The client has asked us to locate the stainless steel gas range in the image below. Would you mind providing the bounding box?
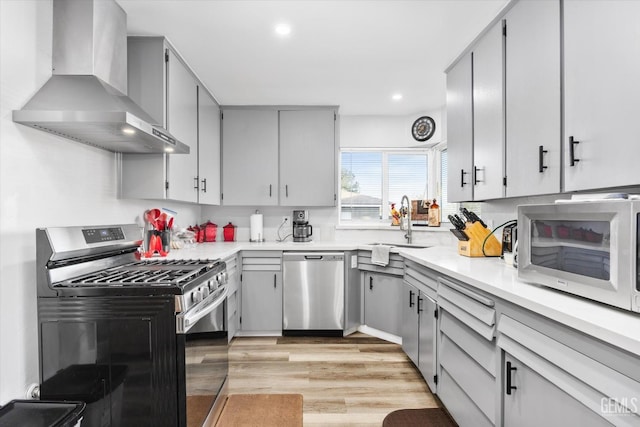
[35,224,228,427]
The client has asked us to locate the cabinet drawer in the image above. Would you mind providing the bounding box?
[440,332,496,424]
[438,368,494,427]
[242,252,282,271]
[438,279,496,340]
[498,314,640,420]
[440,310,496,376]
[405,263,438,292]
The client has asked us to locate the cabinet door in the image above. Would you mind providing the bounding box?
[198,88,221,205]
[241,271,282,332]
[279,110,336,206]
[364,273,402,336]
[503,353,612,427]
[166,48,198,203]
[418,293,437,393]
[401,281,419,365]
[563,1,640,192]
[505,0,561,197]
[473,21,504,201]
[221,109,279,205]
[446,53,474,202]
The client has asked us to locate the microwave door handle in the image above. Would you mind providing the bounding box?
[176,287,228,334]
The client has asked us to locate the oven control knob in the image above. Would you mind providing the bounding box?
[191,290,202,304]
[202,286,210,298]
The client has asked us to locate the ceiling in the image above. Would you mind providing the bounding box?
[117,0,508,116]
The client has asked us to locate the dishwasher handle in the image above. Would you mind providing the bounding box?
[283,252,344,262]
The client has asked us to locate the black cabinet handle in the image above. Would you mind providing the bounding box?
[506,361,517,395]
[474,166,483,184]
[274,274,277,288]
[193,177,199,190]
[417,296,423,313]
[460,169,468,187]
[201,178,207,193]
[286,184,289,197]
[569,136,580,166]
[539,145,548,173]
[269,184,272,197]
[369,276,373,290]
[409,290,415,307]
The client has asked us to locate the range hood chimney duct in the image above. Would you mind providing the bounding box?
[12,0,189,154]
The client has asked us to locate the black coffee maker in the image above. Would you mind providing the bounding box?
[292,210,312,242]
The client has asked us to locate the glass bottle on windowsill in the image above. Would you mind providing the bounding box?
[428,199,441,227]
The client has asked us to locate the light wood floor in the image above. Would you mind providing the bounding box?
[226,332,438,426]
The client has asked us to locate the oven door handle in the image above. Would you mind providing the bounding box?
[176,286,228,334]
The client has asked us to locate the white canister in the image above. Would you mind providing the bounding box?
[250,210,264,242]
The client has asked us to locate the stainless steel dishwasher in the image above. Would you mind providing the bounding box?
[282,252,344,335]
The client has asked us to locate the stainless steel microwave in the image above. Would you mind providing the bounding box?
[518,200,640,313]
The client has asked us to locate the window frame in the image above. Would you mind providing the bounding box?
[339,147,437,225]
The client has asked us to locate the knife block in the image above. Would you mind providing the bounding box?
[457,222,502,257]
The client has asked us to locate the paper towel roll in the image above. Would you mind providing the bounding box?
[250,211,264,242]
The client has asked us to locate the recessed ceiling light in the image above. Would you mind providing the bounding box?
[392,93,403,101]
[275,24,291,36]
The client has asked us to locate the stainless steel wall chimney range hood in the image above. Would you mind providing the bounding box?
[13,0,189,154]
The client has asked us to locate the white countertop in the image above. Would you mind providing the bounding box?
[164,241,640,356]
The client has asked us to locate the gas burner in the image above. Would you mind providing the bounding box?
[56,259,222,288]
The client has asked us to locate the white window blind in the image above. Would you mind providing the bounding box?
[340,151,428,223]
[340,152,383,221]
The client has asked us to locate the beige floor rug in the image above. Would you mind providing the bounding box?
[215,394,303,427]
[383,408,457,427]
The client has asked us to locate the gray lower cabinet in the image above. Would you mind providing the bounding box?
[503,353,612,427]
[240,271,282,333]
[498,313,640,427]
[418,292,437,392]
[437,278,497,427]
[364,272,402,336]
[404,260,439,393]
[224,254,240,342]
[401,281,420,364]
[240,251,283,333]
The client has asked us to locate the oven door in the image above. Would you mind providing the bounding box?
[176,289,228,427]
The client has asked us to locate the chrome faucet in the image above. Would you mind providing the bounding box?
[400,195,412,244]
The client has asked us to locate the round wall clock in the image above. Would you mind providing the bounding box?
[411,116,436,142]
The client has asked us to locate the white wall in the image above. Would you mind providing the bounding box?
[0,1,201,404]
[340,109,444,148]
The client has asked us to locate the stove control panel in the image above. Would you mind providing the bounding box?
[82,227,125,244]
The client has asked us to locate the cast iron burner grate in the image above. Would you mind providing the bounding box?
[56,259,220,287]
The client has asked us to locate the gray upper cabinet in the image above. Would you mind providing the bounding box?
[221,107,337,207]
[166,48,199,203]
[279,109,336,206]
[446,53,474,203]
[121,37,215,204]
[563,0,640,192]
[504,0,561,197]
[221,109,279,206]
[198,89,221,205]
[472,21,504,201]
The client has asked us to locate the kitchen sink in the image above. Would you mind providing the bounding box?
[367,242,430,249]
